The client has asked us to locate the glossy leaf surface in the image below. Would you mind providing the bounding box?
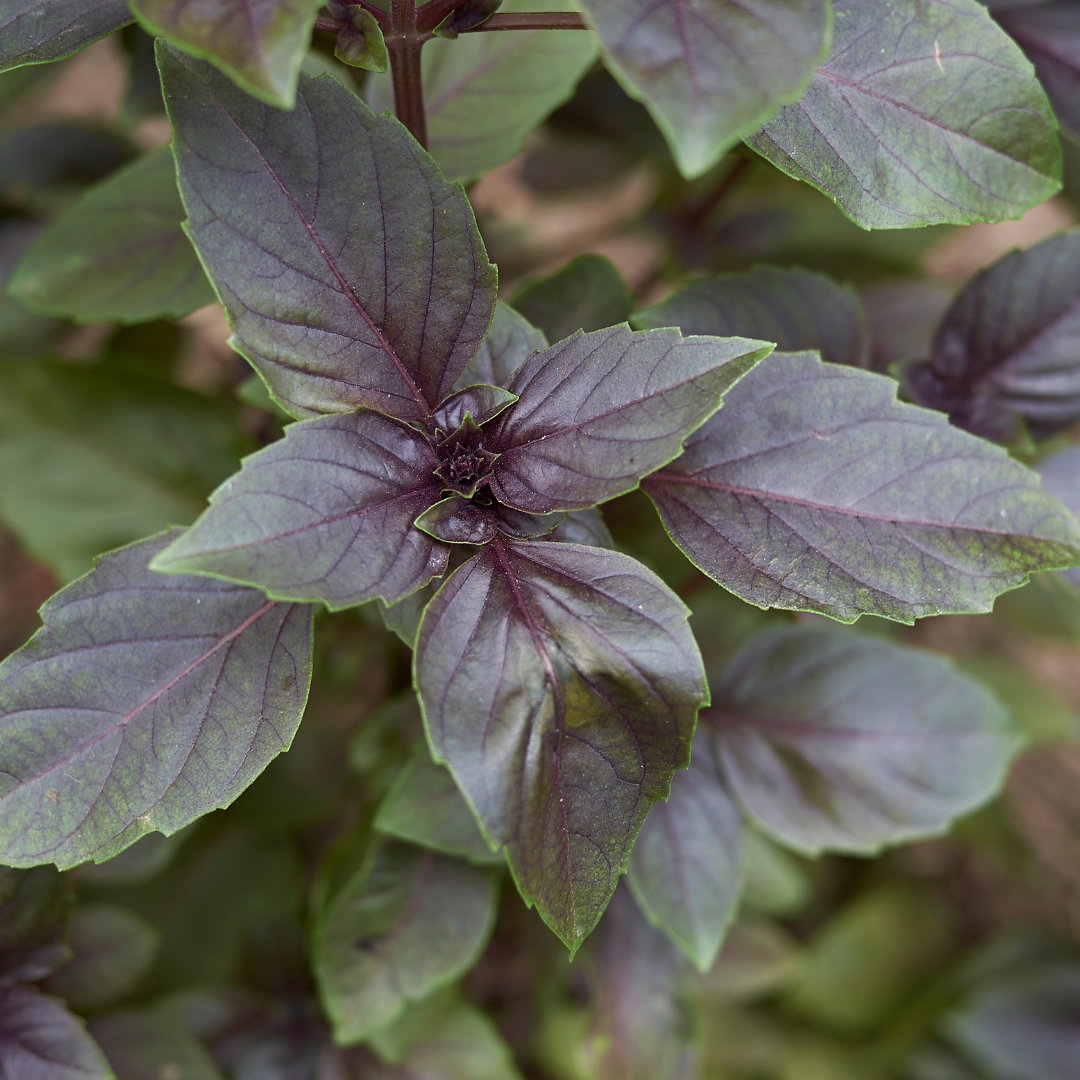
[91,1010,224,1080]
[0,531,313,869]
[488,325,772,514]
[627,732,744,972]
[906,230,1080,443]
[455,302,546,391]
[133,0,319,108]
[511,255,632,347]
[0,866,72,985]
[161,46,497,421]
[0,0,132,71]
[634,266,870,369]
[577,0,830,177]
[747,0,1062,228]
[10,145,214,324]
[152,411,447,610]
[643,351,1080,622]
[315,841,498,1044]
[0,986,112,1079]
[708,625,1020,854]
[415,540,706,950]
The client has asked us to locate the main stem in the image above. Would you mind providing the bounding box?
[388,0,428,148]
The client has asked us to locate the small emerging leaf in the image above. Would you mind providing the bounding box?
[0,0,132,72]
[335,7,387,72]
[0,986,112,1079]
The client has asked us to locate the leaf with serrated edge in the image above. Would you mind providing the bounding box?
[0,530,312,869]
[10,145,214,324]
[708,625,1021,855]
[0,0,132,72]
[160,44,497,422]
[577,0,830,177]
[133,0,318,108]
[487,325,772,514]
[455,301,546,392]
[153,411,447,609]
[627,732,744,972]
[0,986,112,1079]
[634,266,870,369]
[905,230,1080,443]
[314,840,498,1044]
[643,351,1080,623]
[747,0,1062,229]
[415,540,706,951]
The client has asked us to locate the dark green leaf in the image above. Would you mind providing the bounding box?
[44,907,158,1012]
[11,146,214,324]
[0,531,313,869]
[0,221,62,354]
[374,741,502,866]
[314,841,498,1044]
[634,266,870,369]
[643,351,1080,623]
[120,25,164,124]
[511,255,633,346]
[747,0,1062,228]
[905,230,1080,443]
[0,986,112,1079]
[152,411,447,609]
[707,625,1020,854]
[455,302,546,392]
[415,540,706,950]
[0,0,132,72]
[335,7,387,72]
[91,1010,223,1080]
[0,358,247,582]
[133,0,319,108]
[161,45,497,422]
[577,0,830,177]
[0,866,72,984]
[488,325,771,514]
[626,732,744,972]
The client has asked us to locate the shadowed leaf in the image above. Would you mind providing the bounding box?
[455,302,546,391]
[91,1010,223,1080]
[0,866,72,984]
[0,987,112,1079]
[0,0,132,72]
[1039,445,1080,592]
[0,530,313,869]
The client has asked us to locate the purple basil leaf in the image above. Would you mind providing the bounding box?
[415,496,565,545]
[643,351,1080,623]
[378,588,434,647]
[708,624,1021,855]
[455,301,547,391]
[0,530,313,870]
[634,266,871,369]
[0,0,132,72]
[160,44,498,422]
[626,731,744,972]
[0,986,112,1079]
[997,2,1080,142]
[487,325,772,514]
[1038,445,1080,591]
[414,539,706,951]
[746,0,1062,229]
[152,412,447,610]
[431,384,517,433]
[905,230,1080,443]
[548,507,614,548]
[0,867,73,985]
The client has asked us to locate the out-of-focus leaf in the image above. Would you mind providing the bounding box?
[0,358,247,581]
[120,25,164,123]
[1039,444,1080,593]
[861,280,953,373]
[947,964,1080,1080]
[375,741,501,866]
[0,221,61,354]
[152,411,447,610]
[510,255,632,346]
[698,918,801,1001]
[747,0,1062,229]
[0,0,132,71]
[577,0,831,177]
[706,625,1020,854]
[133,0,319,108]
[0,866,72,984]
[415,540,706,951]
[75,832,188,886]
[739,829,812,916]
[0,986,112,1078]
[634,266,870,369]
[906,231,1080,443]
[0,531,313,869]
[488,325,771,514]
[44,907,157,1012]
[10,146,214,324]
[91,1010,224,1080]
[455,302,547,391]
[643,351,1080,623]
[161,46,497,422]
[368,0,595,180]
[627,732,744,972]
[314,840,498,1044]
